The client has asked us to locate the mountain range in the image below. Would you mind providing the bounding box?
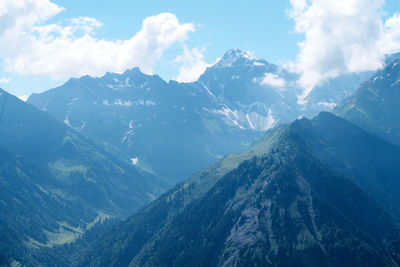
[27,49,370,183]
[76,51,400,266]
[1,48,400,266]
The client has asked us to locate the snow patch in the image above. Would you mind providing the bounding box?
[246,114,255,130]
[253,62,265,66]
[63,116,71,127]
[145,100,156,106]
[130,158,138,165]
[140,81,148,88]
[205,105,244,130]
[200,81,213,96]
[132,99,156,106]
[106,78,129,90]
[215,49,258,67]
[318,102,337,109]
[114,99,133,107]
[266,108,275,130]
[297,87,313,105]
[68,97,79,106]
[245,108,275,131]
[391,79,400,87]
[125,77,131,87]
[63,115,86,131]
[204,104,275,131]
[122,129,134,143]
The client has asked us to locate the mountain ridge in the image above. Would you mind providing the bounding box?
[0,89,168,265]
[335,54,400,145]
[80,112,400,267]
[27,49,371,183]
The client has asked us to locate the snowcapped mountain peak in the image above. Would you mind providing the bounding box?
[213,48,264,68]
[225,48,255,59]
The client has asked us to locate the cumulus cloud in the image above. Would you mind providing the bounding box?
[380,13,400,53]
[261,73,286,88]
[0,0,195,79]
[0,0,64,56]
[0,78,11,84]
[288,0,400,103]
[174,46,210,82]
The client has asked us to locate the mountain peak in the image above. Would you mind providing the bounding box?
[385,51,400,64]
[122,67,143,76]
[224,48,256,59]
[213,48,264,68]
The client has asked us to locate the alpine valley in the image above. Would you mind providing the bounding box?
[0,90,168,265]
[2,49,400,267]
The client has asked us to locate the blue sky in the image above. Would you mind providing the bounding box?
[51,0,300,58]
[0,0,400,99]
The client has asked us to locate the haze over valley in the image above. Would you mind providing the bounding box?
[1,0,400,266]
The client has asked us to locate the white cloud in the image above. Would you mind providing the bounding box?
[0,77,11,84]
[0,0,64,56]
[18,94,28,101]
[260,73,286,88]
[0,0,195,79]
[288,0,400,103]
[174,46,210,83]
[380,13,400,53]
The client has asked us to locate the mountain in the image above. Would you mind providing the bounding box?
[297,112,400,220]
[27,49,370,183]
[0,89,168,265]
[80,112,400,266]
[302,71,373,117]
[27,66,255,182]
[335,55,400,145]
[197,49,301,129]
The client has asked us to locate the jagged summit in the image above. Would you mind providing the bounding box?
[101,67,145,79]
[122,66,143,76]
[213,48,268,68]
